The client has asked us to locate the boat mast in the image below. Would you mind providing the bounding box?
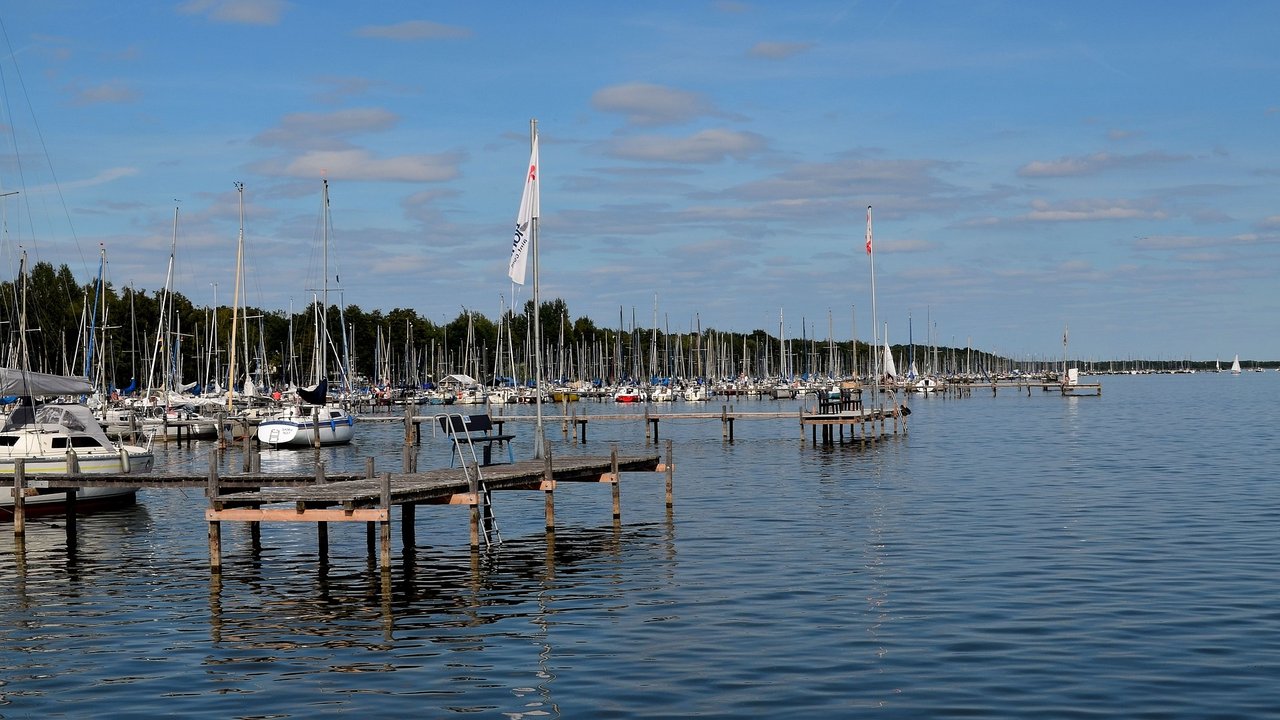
[226,182,244,413]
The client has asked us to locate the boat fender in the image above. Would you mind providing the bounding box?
[119,447,131,473]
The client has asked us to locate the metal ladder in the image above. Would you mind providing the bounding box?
[438,413,502,548]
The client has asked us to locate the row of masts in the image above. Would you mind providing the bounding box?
[56,281,1080,398]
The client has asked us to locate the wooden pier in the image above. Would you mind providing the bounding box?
[488,402,903,445]
[6,441,674,574]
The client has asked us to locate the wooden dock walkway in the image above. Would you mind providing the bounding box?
[7,443,673,573]
[358,401,908,445]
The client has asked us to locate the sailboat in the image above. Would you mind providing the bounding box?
[1,254,155,517]
[882,339,898,383]
[1230,355,1242,375]
[256,179,357,448]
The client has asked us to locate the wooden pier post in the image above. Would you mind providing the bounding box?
[207,450,222,571]
[610,445,621,520]
[543,448,556,532]
[64,451,79,543]
[403,403,414,445]
[242,429,252,472]
[379,473,392,571]
[468,497,481,550]
[665,439,674,509]
[12,459,25,536]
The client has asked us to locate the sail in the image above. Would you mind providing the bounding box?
[1230,355,1241,374]
[883,342,898,378]
[297,378,327,405]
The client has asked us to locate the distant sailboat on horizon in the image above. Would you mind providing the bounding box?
[1230,354,1242,375]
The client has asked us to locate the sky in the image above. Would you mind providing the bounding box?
[0,1,1277,363]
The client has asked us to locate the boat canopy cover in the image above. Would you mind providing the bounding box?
[0,367,94,398]
[1,401,117,447]
[439,374,478,387]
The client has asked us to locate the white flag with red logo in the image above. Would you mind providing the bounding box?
[865,205,873,255]
[508,135,540,284]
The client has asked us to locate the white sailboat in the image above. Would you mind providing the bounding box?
[1230,355,1242,375]
[0,371,156,516]
[1,254,155,516]
[882,338,898,381]
[256,180,357,448]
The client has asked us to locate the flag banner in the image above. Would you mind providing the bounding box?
[865,205,873,255]
[508,135,540,284]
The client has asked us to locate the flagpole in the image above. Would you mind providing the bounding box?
[866,205,880,405]
[530,119,546,459]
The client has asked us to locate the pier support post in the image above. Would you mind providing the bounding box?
[543,449,556,532]
[402,504,416,549]
[242,430,252,472]
[610,446,621,520]
[12,459,25,536]
[207,451,222,571]
[64,451,79,543]
[469,500,480,550]
[403,403,414,446]
[665,439,674,509]
[379,473,392,570]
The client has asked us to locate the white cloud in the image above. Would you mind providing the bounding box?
[253,108,401,149]
[354,20,471,41]
[1018,151,1185,178]
[1023,198,1166,222]
[748,41,814,59]
[69,81,138,105]
[255,149,463,183]
[25,167,138,194]
[592,83,713,126]
[178,0,287,25]
[603,129,766,163]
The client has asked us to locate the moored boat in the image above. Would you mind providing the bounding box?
[0,369,155,518]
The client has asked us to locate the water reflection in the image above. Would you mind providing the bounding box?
[201,522,669,650]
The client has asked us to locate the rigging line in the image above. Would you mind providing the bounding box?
[0,16,90,280]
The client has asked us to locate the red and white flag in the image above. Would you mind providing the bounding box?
[508,134,540,284]
[865,205,873,255]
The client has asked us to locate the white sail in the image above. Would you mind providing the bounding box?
[883,341,898,379]
[1230,355,1241,374]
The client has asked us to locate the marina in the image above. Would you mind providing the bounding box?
[2,373,1276,718]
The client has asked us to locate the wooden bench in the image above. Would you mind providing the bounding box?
[438,414,516,466]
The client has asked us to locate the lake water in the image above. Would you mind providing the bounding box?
[2,373,1278,718]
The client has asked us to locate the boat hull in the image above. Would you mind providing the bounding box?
[0,450,154,519]
[256,413,356,447]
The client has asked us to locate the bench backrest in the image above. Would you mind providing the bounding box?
[438,413,496,436]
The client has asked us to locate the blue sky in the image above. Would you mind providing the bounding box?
[1,1,1277,363]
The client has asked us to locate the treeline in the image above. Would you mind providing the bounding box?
[6,260,1030,391]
